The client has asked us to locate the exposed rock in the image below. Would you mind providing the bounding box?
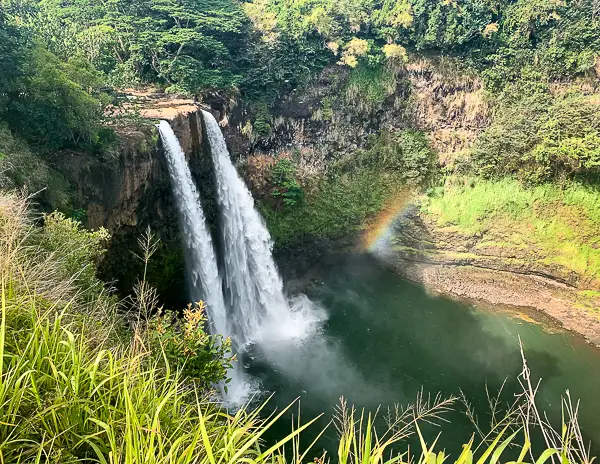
[204,59,489,182]
[380,205,600,346]
[108,89,199,121]
[49,108,210,308]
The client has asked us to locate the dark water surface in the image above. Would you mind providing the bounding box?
[243,254,600,457]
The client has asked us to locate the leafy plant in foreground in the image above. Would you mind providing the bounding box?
[148,301,234,389]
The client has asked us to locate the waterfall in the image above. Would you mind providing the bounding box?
[157,121,249,403]
[158,121,227,334]
[202,110,319,347]
[158,116,321,404]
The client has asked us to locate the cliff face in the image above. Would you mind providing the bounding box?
[51,104,208,307]
[375,205,600,346]
[208,59,489,178]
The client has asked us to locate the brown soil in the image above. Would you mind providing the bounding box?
[108,89,199,121]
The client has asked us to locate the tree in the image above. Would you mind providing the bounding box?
[0,10,27,114]
[19,0,252,93]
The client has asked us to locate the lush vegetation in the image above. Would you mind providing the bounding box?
[254,130,435,249]
[424,179,600,287]
[0,191,593,464]
[243,0,600,89]
[0,193,236,461]
[0,0,599,200]
[2,0,598,111]
[466,84,600,184]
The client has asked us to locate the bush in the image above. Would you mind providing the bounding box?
[35,211,110,299]
[270,158,304,208]
[337,130,437,186]
[346,62,397,111]
[0,124,73,210]
[147,301,234,389]
[470,88,600,184]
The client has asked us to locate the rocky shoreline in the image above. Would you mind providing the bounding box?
[376,205,600,347]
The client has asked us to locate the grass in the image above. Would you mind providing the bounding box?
[423,178,600,285]
[0,292,318,463]
[0,192,311,463]
[0,191,595,463]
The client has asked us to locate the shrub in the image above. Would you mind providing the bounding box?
[470,87,600,184]
[147,301,234,389]
[0,124,73,210]
[270,158,304,208]
[35,211,110,299]
[338,130,437,186]
[251,102,273,136]
[3,44,111,150]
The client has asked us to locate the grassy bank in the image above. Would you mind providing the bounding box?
[423,179,600,286]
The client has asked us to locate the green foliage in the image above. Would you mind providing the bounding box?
[0,124,72,209]
[339,130,437,185]
[0,192,247,462]
[7,47,111,149]
[13,0,251,94]
[251,102,273,135]
[246,0,600,96]
[321,96,333,120]
[240,31,331,104]
[0,12,113,150]
[0,287,273,463]
[346,63,397,109]
[470,88,600,184]
[147,302,234,389]
[36,211,110,297]
[0,10,26,114]
[261,131,435,249]
[262,167,395,249]
[270,158,304,208]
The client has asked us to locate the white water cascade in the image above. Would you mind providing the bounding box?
[157,121,250,402]
[202,110,320,347]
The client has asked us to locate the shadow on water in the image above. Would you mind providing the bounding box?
[242,253,600,458]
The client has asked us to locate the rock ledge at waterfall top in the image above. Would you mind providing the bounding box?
[108,89,199,121]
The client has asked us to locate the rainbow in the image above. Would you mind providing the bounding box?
[362,191,412,251]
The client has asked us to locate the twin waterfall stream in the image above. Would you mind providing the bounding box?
[158,112,319,404]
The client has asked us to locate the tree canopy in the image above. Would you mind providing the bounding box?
[2,0,599,103]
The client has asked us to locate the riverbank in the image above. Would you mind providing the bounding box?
[372,181,600,346]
